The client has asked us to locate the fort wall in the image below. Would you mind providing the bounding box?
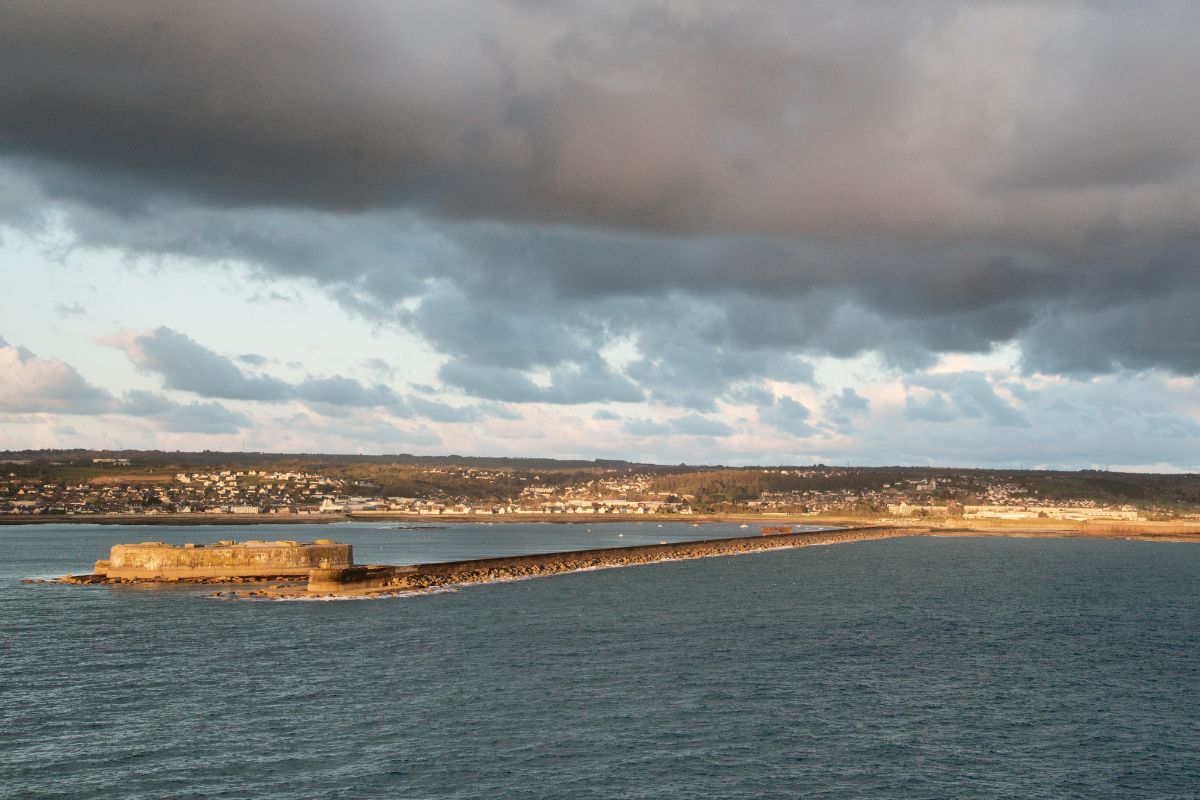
[96,539,352,579]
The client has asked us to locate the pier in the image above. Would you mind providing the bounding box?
[56,526,919,597]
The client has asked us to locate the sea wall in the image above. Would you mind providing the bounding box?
[306,527,915,594]
[98,540,352,579]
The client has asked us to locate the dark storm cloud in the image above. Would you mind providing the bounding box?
[0,1,937,227]
[3,2,1197,234]
[1019,288,1200,377]
[5,1,1200,389]
[44,175,1200,391]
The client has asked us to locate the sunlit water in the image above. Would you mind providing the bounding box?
[2,523,1198,798]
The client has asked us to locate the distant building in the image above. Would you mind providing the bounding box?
[962,505,1140,521]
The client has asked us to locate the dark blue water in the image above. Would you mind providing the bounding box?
[3,524,1198,799]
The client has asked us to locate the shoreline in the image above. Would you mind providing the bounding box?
[0,512,856,527]
[8,511,1200,540]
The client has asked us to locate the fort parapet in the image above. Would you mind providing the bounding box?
[93,539,352,580]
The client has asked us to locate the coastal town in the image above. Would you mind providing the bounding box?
[0,464,697,517]
[2,452,1197,521]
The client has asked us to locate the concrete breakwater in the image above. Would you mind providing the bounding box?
[305,526,917,596]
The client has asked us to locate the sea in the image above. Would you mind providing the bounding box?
[2,521,1198,799]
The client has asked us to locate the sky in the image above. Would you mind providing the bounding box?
[2,1,1200,470]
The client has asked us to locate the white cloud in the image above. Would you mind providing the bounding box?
[0,335,114,413]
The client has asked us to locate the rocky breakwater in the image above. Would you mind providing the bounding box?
[60,539,352,583]
[305,526,919,596]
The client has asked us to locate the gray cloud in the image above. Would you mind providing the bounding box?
[623,418,672,437]
[0,2,933,229]
[122,326,292,401]
[3,1,1200,404]
[406,396,518,424]
[9,2,1196,236]
[0,334,248,433]
[42,184,1200,398]
[109,326,530,429]
[904,391,958,424]
[758,395,817,438]
[622,413,736,438]
[438,361,642,405]
[295,376,400,409]
[1020,288,1200,377]
[824,388,870,430]
[840,370,1200,470]
[5,3,1198,238]
[114,326,403,408]
[901,373,1028,429]
[119,390,249,434]
[54,302,87,318]
[273,411,443,448]
[669,414,735,438]
[908,372,1028,427]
